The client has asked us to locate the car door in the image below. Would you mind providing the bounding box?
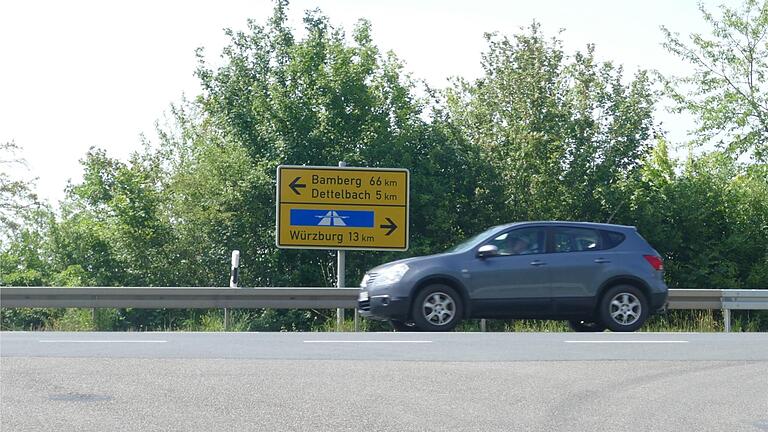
[463,227,552,318]
[545,226,610,315]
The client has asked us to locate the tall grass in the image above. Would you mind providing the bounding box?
[643,310,721,332]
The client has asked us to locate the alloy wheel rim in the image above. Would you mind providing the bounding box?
[422,292,455,326]
[609,292,642,326]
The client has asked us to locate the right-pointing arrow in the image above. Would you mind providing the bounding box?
[380,218,398,236]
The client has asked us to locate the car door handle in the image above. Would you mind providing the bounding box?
[594,258,611,264]
[530,260,547,266]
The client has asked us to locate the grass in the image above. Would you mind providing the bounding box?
[334,309,766,332]
[2,308,766,332]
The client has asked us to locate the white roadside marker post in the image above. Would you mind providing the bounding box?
[226,250,240,331]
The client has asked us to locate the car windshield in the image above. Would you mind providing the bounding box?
[446,226,502,253]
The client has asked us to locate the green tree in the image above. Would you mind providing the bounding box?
[0,142,38,233]
[32,1,491,330]
[59,148,175,286]
[629,144,768,289]
[661,0,768,160]
[446,24,657,224]
[0,141,51,288]
[188,1,493,290]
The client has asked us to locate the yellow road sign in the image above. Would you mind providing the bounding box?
[276,165,409,250]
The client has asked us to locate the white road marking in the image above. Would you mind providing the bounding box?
[303,340,432,344]
[39,340,167,343]
[565,340,688,344]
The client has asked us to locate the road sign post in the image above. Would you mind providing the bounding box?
[336,162,346,332]
[276,165,409,251]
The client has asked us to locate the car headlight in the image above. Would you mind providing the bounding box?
[374,263,409,286]
[360,273,370,288]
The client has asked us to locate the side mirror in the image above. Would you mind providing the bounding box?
[477,244,499,258]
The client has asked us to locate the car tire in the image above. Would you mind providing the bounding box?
[410,284,463,332]
[599,285,649,332]
[568,320,607,332]
[390,320,418,332]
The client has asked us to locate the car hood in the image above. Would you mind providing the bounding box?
[367,252,454,273]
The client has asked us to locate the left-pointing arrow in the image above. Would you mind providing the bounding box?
[289,177,306,195]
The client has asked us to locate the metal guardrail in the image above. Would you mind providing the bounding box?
[665,289,768,331]
[666,289,723,309]
[718,289,768,331]
[0,287,359,309]
[1,287,766,331]
[721,290,768,310]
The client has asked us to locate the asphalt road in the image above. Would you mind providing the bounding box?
[2,331,767,431]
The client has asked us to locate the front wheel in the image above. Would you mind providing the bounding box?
[410,284,463,332]
[568,320,606,332]
[598,285,649,332]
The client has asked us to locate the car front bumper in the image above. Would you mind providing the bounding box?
[358,291,410,321]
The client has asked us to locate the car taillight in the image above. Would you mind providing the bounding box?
[643,255,663,271]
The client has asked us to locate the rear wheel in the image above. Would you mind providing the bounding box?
[411,284,463,332]
[568,320,606,332]
[599,285,649,332]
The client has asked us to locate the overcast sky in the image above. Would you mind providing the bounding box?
[0,0,739,205]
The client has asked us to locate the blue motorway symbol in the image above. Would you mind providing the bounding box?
[290,209,374,228]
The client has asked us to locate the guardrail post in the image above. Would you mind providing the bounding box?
[723,308,731,332]
[480,319,487,332]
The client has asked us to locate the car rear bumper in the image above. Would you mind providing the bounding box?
[650,291,668,313]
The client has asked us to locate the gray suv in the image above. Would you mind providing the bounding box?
[358,222,668,332]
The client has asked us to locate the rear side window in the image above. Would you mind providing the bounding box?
[552,227,601,253]
[601,230,626,249]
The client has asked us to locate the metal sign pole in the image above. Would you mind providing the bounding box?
[336,162,346,332]
[337,248,345,331]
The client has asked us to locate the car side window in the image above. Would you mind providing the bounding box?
[601,230,626,249]
[552,227,601,253]
[488,228,545,256]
